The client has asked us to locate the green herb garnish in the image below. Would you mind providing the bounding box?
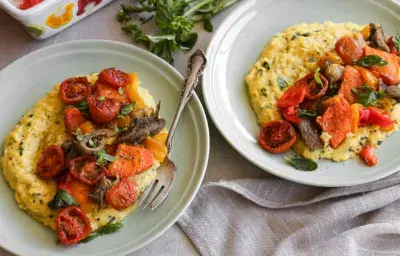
[114,127,129,133]
[351,84,386,106]
[118,87,124,95]
[291,32,310,40]
[262,61,270,70]
[356,55,388,67]
[297,109,317,117]
[285,157,318,171]
[203,14,213,32]
[67,100,89,111]
[261,88,267,96]
[74,128,85,141]
[118,102,136,118]
[98,96,106,102]
[393,29,400,51]
[277,76,288,89]
[314,68,323,88]
[81,222,124,243]
[95,149,117,166]
[47,189,78,210]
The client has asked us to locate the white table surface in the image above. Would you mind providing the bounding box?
[0,1,271,255]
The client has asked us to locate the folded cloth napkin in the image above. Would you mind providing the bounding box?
[177,172,400,256]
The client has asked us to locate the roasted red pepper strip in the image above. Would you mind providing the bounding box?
[358,108,394,127]
[359,145,378,166]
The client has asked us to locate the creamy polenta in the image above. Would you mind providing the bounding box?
[1,73,165,233]
[246,22,400,162]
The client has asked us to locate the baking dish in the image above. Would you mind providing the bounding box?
[0,0,113,39]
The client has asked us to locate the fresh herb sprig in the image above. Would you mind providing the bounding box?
[356,55,388,67]
[118,102,136,118]
[393,29,400,51]
[48,189,78,210]
[95,149,117,166]
[81,222,124,243]
[285,157,318,171]
[314,68,323,88]
[351,84,386,106]
[117,0,239,64]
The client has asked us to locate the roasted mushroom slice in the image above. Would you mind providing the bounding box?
[369,23,390,52]
[386,85,400,99]
[298,117,323,151]
[89,176,113,207]
[324,63,345,84]
[115,102,166,145]
[78,129,116,154]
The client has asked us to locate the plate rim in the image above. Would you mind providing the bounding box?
[202,0,400,187]
[0,40,210,256]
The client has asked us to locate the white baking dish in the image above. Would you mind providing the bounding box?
[0,0,113,39]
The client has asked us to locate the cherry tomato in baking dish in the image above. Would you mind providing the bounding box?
[60,77,91,105]
[359,145,378,167]
[87,95,121,124]
[258,120,297,153]
[98,68,130,88]
[37,145,65,180]
[56,206,91,244]
[105,179,139,210]
[70,156,105,185]
[64,107,87,134]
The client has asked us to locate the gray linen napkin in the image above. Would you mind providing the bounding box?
[177,172,400,255]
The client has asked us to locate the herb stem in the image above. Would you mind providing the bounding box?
[183,0,214,17]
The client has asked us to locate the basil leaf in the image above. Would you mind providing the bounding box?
[203,14,213,32]
[297,109,317,117]
[81,222,123,243]
[67,100,89,111]
[352,84,386,106]
[277,76,288,89]
[314,68,323,88]
[95,149,117,166]
[80,233,100,243]
[356,55,388,67]
[393,29,400,51]
[47,189,78,210]
[285,157,318,171]
[120,102,136,116]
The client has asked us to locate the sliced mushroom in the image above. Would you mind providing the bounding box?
[89,176,113,207]
[78,129,116,154]
[386,85,400,99]
[298,117,323,151]
[324,64,345,84]
[61,139,80,164]
[115,102,166,145]
[369,23,390,52]
[378,78,389,92]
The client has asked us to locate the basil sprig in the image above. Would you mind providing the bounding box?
[314,68,323,88]
[356,55,388,67]
[393,29,400,51]
[81,222,124,243]
[48,189,78,210]
[285,157,318,171]
[351,84,386,106]
[118,102,136,118]
[95,149,117,166]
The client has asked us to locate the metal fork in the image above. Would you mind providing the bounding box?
[137,49,207,210]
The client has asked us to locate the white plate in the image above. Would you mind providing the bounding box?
[0,40,209,256]
[203,0,400,187]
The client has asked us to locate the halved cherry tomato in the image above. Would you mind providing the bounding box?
[19,0,42,9]
[98,68,130,88]
[359,145,378,166]
[105,179,139,210]
[60,77,91,105]
[388,37,400,57]
[364,46,399,85]
[304,73,329,100]
[106,144,154,178]
[87,95,121,124]
[96,83,131,105]
[258,120,297,153]
[359,107,394,127]
[70,156,105,185]
[281,106,302,124]
[37,145,65,180]
[316,95,352,148]
[338,65,364,104]
[278,85,307,108]
[64,108,87,134]
[335,36,363,65]
[56,206,91,245]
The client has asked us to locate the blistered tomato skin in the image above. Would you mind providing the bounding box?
[258,120,297,153]
[106,179,139,210]
[98,68,130,88]
[37,145,65,179]
[87,95,121,124]
[60,77,91,104]
[56,206,91,245]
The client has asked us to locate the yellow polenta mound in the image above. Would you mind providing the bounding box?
[1,74,161,231]
[245,21,400,161]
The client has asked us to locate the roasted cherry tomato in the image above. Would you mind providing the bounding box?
[70,156,105,185]
[305,73,329,100]
[64,107,87,134]
[359,145,378,166]
[281,106,302,124]
[98,68,130,88]
[335,36,363,65]
[105,179,139,210]
[87,95,121,124]
[278,85,307,108]
[96,83,131,105]
[258,120,297,153]
[56,206,91,245]
[359,108,394,127]
[37,145,65,180]
[60,77,91,104]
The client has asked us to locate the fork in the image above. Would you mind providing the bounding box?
[137,49,207,210]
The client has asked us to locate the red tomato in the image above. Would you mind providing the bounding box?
[305,73,329,100]
[64,108,87,134]
[87,95,121,124]
[96,83,131,105]
[359,108,394,127]
[281,107,302,124]
[278,86,307,108]
[56,206,91,245]
[19,0,42,9]
[335,36,363,64]
[59,77,91,105]
[359,145,378,166]
[37,145,65,180]
[338,65,364,104]
[98,68,130,88]
[70,156,105,185]
[258,120,297,153]
[105,179,139,210]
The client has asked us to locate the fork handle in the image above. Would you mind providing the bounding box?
[166,49,207,152]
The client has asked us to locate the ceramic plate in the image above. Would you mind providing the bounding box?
[0,41,209,255]
[203,0,400,187]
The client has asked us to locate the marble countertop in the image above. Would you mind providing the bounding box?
[0,1,271,255]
